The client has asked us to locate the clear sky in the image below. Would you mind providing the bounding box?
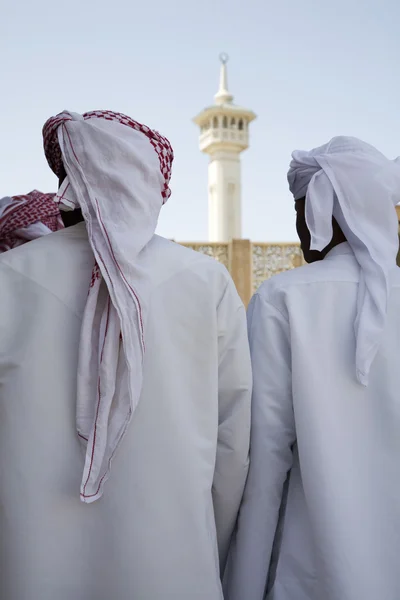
[2,0,400,241]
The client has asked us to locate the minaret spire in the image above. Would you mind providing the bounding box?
[214,53,233,106]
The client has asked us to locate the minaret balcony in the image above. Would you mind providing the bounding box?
[199,128,249,153]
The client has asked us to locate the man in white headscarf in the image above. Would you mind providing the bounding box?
[224,136,400,600]
[0,110,251,600]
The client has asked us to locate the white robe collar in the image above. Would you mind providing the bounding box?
[324,241,354,259]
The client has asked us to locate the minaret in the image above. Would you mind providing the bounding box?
[193,53,256,242]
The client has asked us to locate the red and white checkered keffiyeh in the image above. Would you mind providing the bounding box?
[43,110,173,203]
[43,110,174,503]
[0,190,63,253]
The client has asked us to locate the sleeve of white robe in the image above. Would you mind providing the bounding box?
[212,278,252,578]
[224,291,295,600]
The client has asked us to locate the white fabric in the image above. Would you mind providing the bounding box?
[55,112,167,502]
[288,136,400,385]
[0,224,251,599]
[224,243,400,600]
[55,178,79,211]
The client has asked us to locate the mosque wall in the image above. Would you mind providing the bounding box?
[180,240,304,306]
[181,207,400,304]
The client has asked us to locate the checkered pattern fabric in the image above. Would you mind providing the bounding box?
[43,110,174,202]
[0,191,63,253]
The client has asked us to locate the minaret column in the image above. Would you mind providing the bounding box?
[208,150,241,242]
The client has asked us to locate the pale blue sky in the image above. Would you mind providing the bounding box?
[1,0,399,241]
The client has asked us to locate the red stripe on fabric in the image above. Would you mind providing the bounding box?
[63,123,81,166]
[80,469,109,499]
[60,182,70,201]
[94,196,145,351]
[82,297,111,496]
[80,408,131,499]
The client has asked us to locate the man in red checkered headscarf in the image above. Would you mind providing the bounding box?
[0,110,251,600]
[0,190,64,253]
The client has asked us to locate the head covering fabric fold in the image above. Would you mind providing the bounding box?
[0,191,63,253]
[43,110,174,502]
[288,136,400,386]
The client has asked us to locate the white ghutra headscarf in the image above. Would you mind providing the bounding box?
[288,136,400,386]
[43,110,173,502]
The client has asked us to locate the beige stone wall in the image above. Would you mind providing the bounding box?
[181,240,304,306]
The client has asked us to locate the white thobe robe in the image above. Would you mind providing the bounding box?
[225,242,400,600]
[0,223,251,600]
